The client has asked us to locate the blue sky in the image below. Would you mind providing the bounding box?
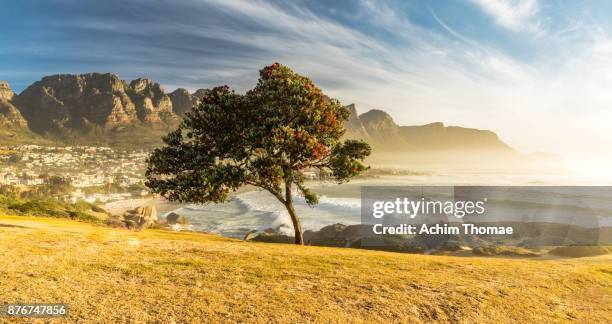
[2,0,612,162]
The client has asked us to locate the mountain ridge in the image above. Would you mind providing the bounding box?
[1,74,515,154]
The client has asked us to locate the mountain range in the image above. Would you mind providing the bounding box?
[0,73,515,155]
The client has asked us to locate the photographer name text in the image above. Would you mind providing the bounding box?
[373,223,513,235]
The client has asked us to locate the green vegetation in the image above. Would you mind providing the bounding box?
[0,215,609,322]
[0,195,107,224]
[147,63,371,244]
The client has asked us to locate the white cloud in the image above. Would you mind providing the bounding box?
[469,0,541,32]
[182,0,612,162]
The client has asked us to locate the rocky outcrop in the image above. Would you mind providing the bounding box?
[12,73,182,137]
[343,104,369,140]
[168,88,209,117]
[357,109,410,150]
[168,88,197,117]
[0,100,28,129]
[128,78,176,125]
[14,73,139,133]
[0,81,28,130]
[122,205,158,230]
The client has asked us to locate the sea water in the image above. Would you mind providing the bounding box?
[162,173,612,238]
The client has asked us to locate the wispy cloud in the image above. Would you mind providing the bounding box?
[469,0,542,33]
[1,0,612,162]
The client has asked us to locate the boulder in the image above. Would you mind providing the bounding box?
[166,212,188,225]
[122,205,158,230]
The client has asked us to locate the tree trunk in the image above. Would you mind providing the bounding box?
[285,181,304,245]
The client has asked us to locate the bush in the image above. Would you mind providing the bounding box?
[0,195,103,224]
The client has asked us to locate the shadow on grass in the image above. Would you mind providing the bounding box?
[0,223,29,229]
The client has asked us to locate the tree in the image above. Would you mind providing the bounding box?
[145,63,371,244]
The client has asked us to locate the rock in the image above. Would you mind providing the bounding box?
[169,88,199,117]
[0,81,30,133]
[166,212,188,225]
[128,78,176,125]
[0,81,15,101]
[122,205,158,230]
[251,233,295,244]
[14,73,139,133]
[192,89,208,100]
[250,226,295,243]
[342,104,369,140]
[11,73,181,139]
[0,100,28,129]
[303,224,372,247]
[303,223,347,243]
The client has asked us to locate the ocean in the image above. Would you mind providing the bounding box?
[161,172,612,239]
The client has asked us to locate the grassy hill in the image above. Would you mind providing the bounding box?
[0,215,610,322]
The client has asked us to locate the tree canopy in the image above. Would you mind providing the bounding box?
[146,63,371,244]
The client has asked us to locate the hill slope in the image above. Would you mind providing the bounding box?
[0,215,609,322]
[0,81,50,145]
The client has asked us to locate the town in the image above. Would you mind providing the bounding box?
[0,145,150,203]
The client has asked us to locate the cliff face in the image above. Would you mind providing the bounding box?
[2,75,208,147]
[343,105,514,153]
[343,104,369,140]
[357,109,411,150]
[128,78,176,125]
[14,73,139,133]
[169,88,198,117]
[168,88,209,117]
[0,81,28,129]
[12,73,184,135]
[0,81,44,145]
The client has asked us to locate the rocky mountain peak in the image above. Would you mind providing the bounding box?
[33,73,127,98]
[192,89,208,100]
[169,88,197,117]
[130,78,161,94]
[0,80,28,131]
[345,104,358,120]
[0,75,516,153]
[127,78,174,124]
[359,109,394,123]
[358,109,398,132]
[12,73,182,135]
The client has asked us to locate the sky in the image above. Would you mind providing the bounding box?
[2,0,612,164]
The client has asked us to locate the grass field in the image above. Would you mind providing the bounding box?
[0,215,610,323]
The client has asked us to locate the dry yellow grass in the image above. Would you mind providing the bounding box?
[0,215,610,323]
